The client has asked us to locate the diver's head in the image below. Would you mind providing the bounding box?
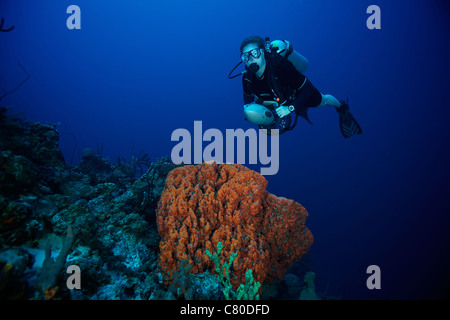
[240,35,266,77]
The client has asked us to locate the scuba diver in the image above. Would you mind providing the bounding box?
[228,35,362,137]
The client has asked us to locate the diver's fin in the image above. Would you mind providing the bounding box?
[336,99,362,138]
[297,107,313,125]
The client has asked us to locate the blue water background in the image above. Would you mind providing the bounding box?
[1,0,449,299]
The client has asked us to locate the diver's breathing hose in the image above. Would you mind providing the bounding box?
[228,62,260,79]
[228,61,244,79]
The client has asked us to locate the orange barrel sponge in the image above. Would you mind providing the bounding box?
[156,162,313,290]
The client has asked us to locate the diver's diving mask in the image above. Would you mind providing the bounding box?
[241,48,263,63]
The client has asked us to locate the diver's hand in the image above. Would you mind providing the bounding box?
[276,105,294,118]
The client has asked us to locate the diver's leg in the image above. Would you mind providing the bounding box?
[319,94,341,108]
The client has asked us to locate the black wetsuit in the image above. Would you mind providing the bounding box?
[242,54,322,116]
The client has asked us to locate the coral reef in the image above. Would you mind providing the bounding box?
[0,108,169,299]
[35,226,74,298]
[0,108,318,300]
[299,271,321,300]
[157,162,313,291]
[0,107,66,246]
[205,241,238,300]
